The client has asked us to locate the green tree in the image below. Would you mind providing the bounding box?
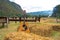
[0,0,23,17]
[52,5,60,23]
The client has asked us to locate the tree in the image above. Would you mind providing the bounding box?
[52,5,60,23]
[0,0,23,17]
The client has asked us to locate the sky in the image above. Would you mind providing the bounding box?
[10,0,60,12]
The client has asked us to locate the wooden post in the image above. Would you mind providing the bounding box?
[35,17,36,22]
[15,17,17,23]
[6,17,9,28]
[2,23,4,28]
[19,17,21,22]
[0,17,8,28]
[38,17,41,22]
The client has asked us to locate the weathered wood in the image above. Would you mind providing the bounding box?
[8,17,41,22]
[6,17,9,28]
[9,17,36,22]
[0,17,8,28]
[0,17,7,23]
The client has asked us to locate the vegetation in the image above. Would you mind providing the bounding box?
[52,5,60,23]
[52,5,60,17]
[0,0,60,40]
[27,10,52,17]
[0,0,23,17]
[0,18,60,40]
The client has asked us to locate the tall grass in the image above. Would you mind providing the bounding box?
[0,17,60,40]
[0,22,20,40]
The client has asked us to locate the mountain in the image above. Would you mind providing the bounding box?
[27,10,53,17]
[0,0,23,17]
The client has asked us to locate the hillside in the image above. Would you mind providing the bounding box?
[0,0,23,17]
[27,10,52,17]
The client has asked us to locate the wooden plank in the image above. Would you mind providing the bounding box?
[0,17,7,23]
[0,17,8,27]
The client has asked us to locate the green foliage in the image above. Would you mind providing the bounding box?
[0,0,23,17]
[52,5,60,18]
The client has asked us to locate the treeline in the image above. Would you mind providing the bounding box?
[0,0,23,17]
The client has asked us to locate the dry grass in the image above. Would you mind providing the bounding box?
[5,31,54,40]
[26,22,53,37]
[0,22,20,40]
[40,17,56,23]
[0,17,60,40]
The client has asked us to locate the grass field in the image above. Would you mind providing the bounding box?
[0,18,60,40]
[0,22,20,40]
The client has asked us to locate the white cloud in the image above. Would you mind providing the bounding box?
[12,0,60,12]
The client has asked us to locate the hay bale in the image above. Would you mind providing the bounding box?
[29,24,53,37]
[4,31,54,40]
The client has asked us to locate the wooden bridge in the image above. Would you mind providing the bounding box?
[9,17,40,22]
[0,17,40,27]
